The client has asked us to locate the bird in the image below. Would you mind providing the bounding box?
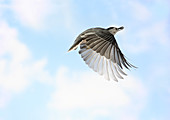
[68,26,136,81]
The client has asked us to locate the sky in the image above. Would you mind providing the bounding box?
[0,0,170,120]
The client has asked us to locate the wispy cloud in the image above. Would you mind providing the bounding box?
[10,0,54,30]
[0,21,52,108]
[128,1,151,22]
[58,0,76,31]
[0,0,76,109]
[48,66,148,119]
[123,20,169,54]
[0,89,11,108]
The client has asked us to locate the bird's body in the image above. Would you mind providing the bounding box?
[68,26,136,81]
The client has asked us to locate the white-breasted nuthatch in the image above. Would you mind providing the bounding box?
[68,26,136,81]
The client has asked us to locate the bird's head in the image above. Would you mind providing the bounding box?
[107,26,124,35]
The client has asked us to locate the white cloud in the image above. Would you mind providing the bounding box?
[0,21,30,93]
[0,89,11,108]
[123,20,169,53]
[11,0,54,29]
[59,0,75,31]
[48,66,148,119]
[0,21,52,108]
[9,0,76,31]
[0,0,77,110]
[0,21,30,61]
[50,0,77,32]
[49,67,129,110]
[138,20,169,46]
[128,1,151,22]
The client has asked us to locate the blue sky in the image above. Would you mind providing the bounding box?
[0,0,170,120]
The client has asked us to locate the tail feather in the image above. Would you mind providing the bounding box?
[68,45,78,52]
[68,40,82,52]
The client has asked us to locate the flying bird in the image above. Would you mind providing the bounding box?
[68,26,136,81]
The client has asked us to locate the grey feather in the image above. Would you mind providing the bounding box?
[68,27,137,81]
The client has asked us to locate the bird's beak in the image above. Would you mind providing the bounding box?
[118,26,124,31]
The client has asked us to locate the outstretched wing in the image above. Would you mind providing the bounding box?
[78,28,136,81]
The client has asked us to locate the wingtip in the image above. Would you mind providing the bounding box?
[133,65,138,69]
[130,63,138,69]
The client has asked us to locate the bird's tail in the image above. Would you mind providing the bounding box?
[67,45,78,52]
[67,40,82,52]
